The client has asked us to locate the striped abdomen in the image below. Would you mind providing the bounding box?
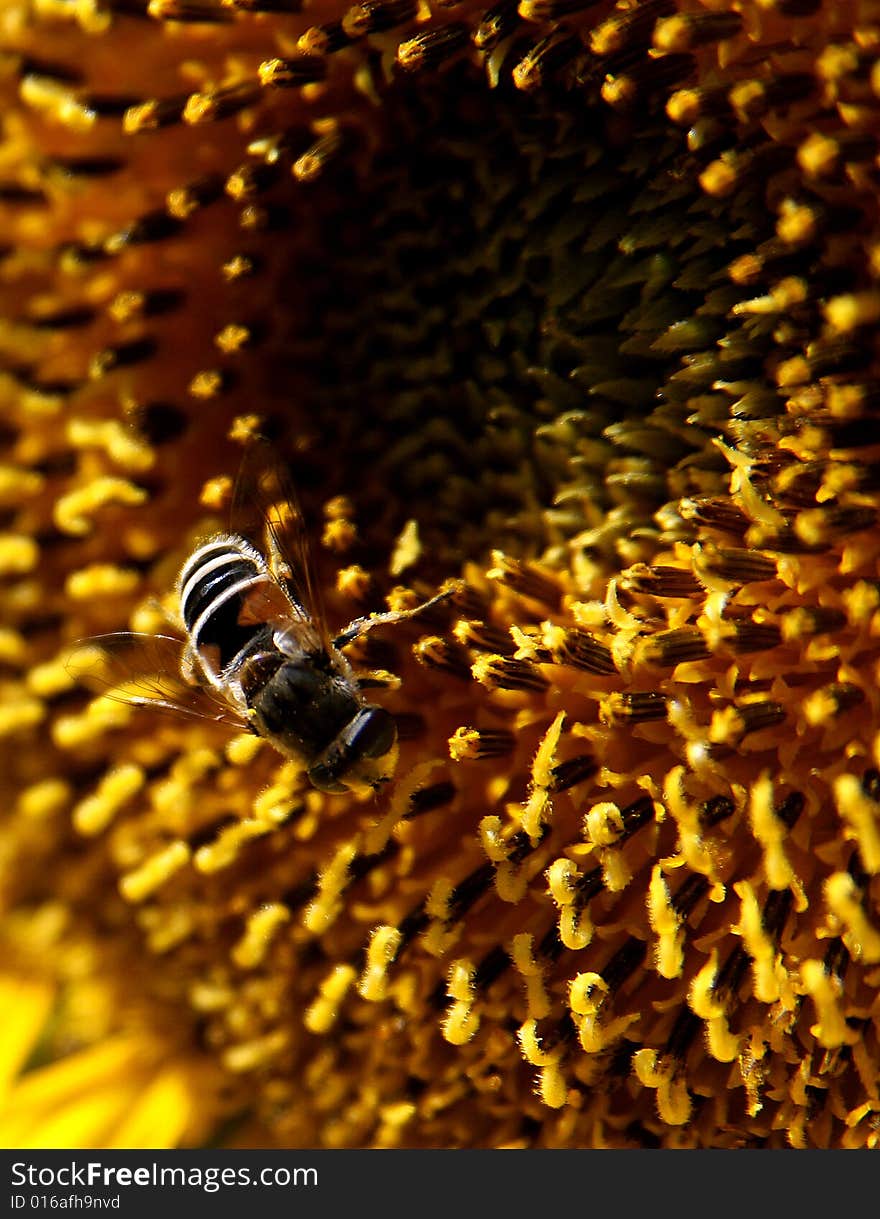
[177,536,274,673]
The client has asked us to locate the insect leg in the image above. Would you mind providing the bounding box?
[263,516,295,587]
[333,588,452,649]
[179,644,202,686]
[353,669,402,690]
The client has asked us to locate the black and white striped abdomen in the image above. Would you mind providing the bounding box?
[177,536,271,672]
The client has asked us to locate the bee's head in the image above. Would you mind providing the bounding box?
[307,704,399,795]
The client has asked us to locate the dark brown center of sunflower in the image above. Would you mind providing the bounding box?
[262,62,773,574]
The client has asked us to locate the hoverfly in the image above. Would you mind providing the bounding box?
[66,444,451,794]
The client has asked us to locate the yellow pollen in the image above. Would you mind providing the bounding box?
[54,479,147,537]
[119,842,191,903]
[73,764,145,836]
[358,927,402,1002]
[232,904,291,970]
[65,565,140,600]
[0,535,38,575]
[443,961,479,1045]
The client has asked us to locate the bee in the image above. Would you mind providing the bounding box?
[67,445,451,794]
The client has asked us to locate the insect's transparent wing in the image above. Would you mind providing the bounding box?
[230,439,331,653]
[64,633,247,727]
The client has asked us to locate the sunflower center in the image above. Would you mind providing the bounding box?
[270,63,771,574]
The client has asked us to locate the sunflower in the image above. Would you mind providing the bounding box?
[1,0,880,1149]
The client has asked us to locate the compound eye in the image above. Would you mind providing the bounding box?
[352,706,397,759]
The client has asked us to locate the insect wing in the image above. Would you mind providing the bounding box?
[231,440,331,653]
[65,633,247,727]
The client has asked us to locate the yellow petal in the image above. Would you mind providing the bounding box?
[0,1036,152,1148]
[0,975,55,1098]
[107,1066,198,1149]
